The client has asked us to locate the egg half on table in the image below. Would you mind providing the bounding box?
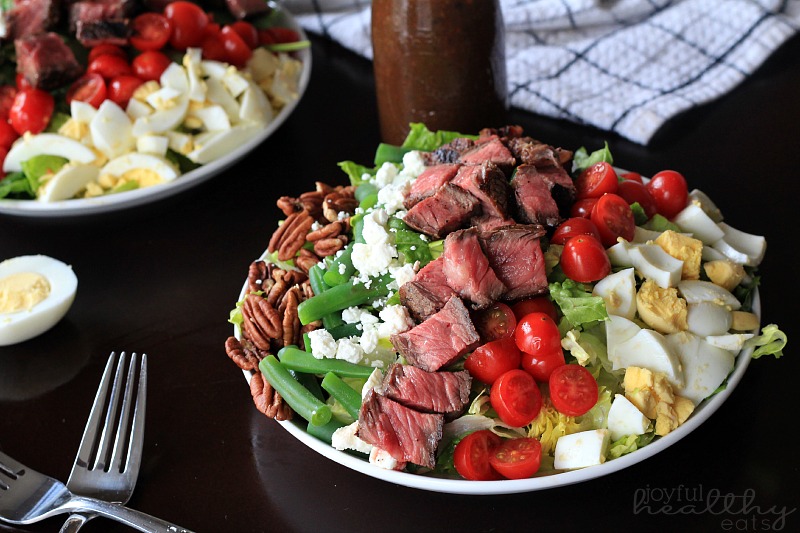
[0,255,78,346]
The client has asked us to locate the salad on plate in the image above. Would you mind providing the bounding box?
[0,0,307,208]
[225,123,787,484]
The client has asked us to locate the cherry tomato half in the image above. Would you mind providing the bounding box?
[132,50,172,82]
[511,296,558,323]
[165,1,208,50]
[473,302,517,342]
[201,33,228,62]
[521,347,565,382]
[620,171,643,183]
[570,197,598,219]
[66,73,107,109]
[107,75,144,108]
[9,89,54,135]
[221,25,252,67]
[514,312,561,357]
[490,369,543,427]
[88,43,127,64]
[464,337,522,385]
[453,430,502,481]
[130,12,172,51]
[551,217,602,245]
[489,437,542,480]
[575,161,618,199]
[88,54,133,81]
[646,170,689,219]
[590,193,635,247]
[617,179,658,219]
[560,234,611,283]
[229,21,259,49]
[0,120,19,151]
[548,364,599,417]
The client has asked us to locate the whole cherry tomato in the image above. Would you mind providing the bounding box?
[510,296,558,323]
[618,179,658,219]
[473,302,517,342]
[132,50,172,82]
[165,1,208,50]
[551,217,602,245]
[646,170,689,219]
[8,89,54,135]
[107,75,144,108]
[88,54,133,81]
[220,25,252,67]
[521,347,565,382]
[88,43,127,63]
[559,234,611,283]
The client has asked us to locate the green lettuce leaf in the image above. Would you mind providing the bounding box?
[572,142,613,173]
[338,160,374,187]
[630,202,649,226]
[21,155,69,194]
[608,432,655,459]
[643,214,681,233]
[549,280,609,330]
[747,324,788,359]
[0,172,34,199]
[401,122,476,151]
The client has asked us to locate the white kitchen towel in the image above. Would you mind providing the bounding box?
[285,0,800,144]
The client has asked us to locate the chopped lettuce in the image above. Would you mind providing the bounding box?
[401,122,476,152]
[747,324,788,359]
[388,216,433,267]
[572,142,613,173]
[549,279,609,331]
[607,432,655,459]
[338,160,375,187]
[0,171,34,199]
[643,214,681,233]
[20,154,69,195]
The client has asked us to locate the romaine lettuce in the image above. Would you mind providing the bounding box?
[747,324,788,359]
[572,142,613,173]
[549,279,609,331]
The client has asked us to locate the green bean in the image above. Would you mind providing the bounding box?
[321,372,363,420]
[355,183,379,202]
[277,346,376,378]
[297,273,393,325]
[359,193,378,211]
[292,369,325,402]
[351,214,365,244]
[327,322,362,340]
[307,263,345,330]
[322,242,356,286]
[306,418,346,444]
[258,355,331,426]
[374,143,410,166]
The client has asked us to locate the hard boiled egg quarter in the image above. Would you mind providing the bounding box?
[0,255,78,346]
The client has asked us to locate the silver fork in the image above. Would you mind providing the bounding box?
[0,450,193,532]
[60,351,146,533]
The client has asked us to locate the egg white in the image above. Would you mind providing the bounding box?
[0,255,78,346]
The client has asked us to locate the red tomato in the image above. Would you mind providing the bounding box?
[575,162,618,199]
[0,85,18,120]
[453,430,502,481]
[590,193,635,246]
[229,21,259,49]
[464,337,522,385]
[511,296,558,323]
[620,171,643,183]
[646,170,689,219]
[490,369,542,427]
[0,146,7,178]
[570,197,598,218]
[165,1,209,50]
[548,364,599,417]
[473,302,517,342]
[489,437,542,479]
[514,312,561,357]
[0,120,19,150]
[8,89,54,135]
[88,43,127,64]
[617,179,658,219]
[107,75,144,108]
[521,347,565,382]
[132,50,172,82]
[130,13,172,51]
[88,54,133,81]
[258,27,301,45]
[66,73,107,109]
[560,235,611,283]
[201,33,228,62]
[221,25,252,67]
[551,217,602,245]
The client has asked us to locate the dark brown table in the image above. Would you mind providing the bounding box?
[2,33,799,533]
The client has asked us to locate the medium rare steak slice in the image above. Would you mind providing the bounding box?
[510,164,562,227]
[378,364,472,415]
[398,256,455,322]
[458,137,516,176]
[75,20,132,47]
[357,389,444,468]
[535,164,576,211]
[5,0,61,40]
[442,228,506,309]
[451,161,510,219]
[68,0,137,31]
[422,137,475,165]
[403,163,461,209]
[480,224,549,301]
[507,136,573,169]
[403,183,479,239]
[391,296,480,372]
[14,33,83,91]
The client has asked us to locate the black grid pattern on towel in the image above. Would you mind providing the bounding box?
[286,0,800,144]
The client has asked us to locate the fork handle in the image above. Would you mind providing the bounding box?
[66,496,194,533]
[60,513,93,533]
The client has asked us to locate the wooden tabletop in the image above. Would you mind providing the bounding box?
[2,33,799,533]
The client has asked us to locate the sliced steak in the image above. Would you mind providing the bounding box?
[226,0,271,19]
[5,0,61,40]
[421,137,475,165]
[68,0,137,31]
[403,183,479,239]
[470,214,517,233]
[357,389,444,468]
[378,364,472,415]
[480,224,549,301]
[510,164,562,227]
[442,227,506,309]
[535,164,576,211]
[398,256,456,322]
[391,296,480,372]
[458,137,516,176]
[451,161,510,219]
[14,33,83,91]
[403,163,461,209]
[507,136,573,169]
[75,19,132,47]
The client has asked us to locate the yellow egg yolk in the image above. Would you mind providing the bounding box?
[0,272,51,314]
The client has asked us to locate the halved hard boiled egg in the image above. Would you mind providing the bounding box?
[100,153,179,186]
[2,134,97,173]
[0,255,78,346]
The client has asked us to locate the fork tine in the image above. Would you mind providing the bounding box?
[74,353,118,469]
[110,353,146,474]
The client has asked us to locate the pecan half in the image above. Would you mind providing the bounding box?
[268,210,314,261]
[241,294,282,350]
[295,248,320,274]
[313,235,348,257]
[250,372,293,421]
[306,220,345,242]
[281,287,301,348]
[224,336,268,371]
[247,260,273,294]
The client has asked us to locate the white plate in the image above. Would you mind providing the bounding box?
[235,261,756,495]
[0,3,311,218]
